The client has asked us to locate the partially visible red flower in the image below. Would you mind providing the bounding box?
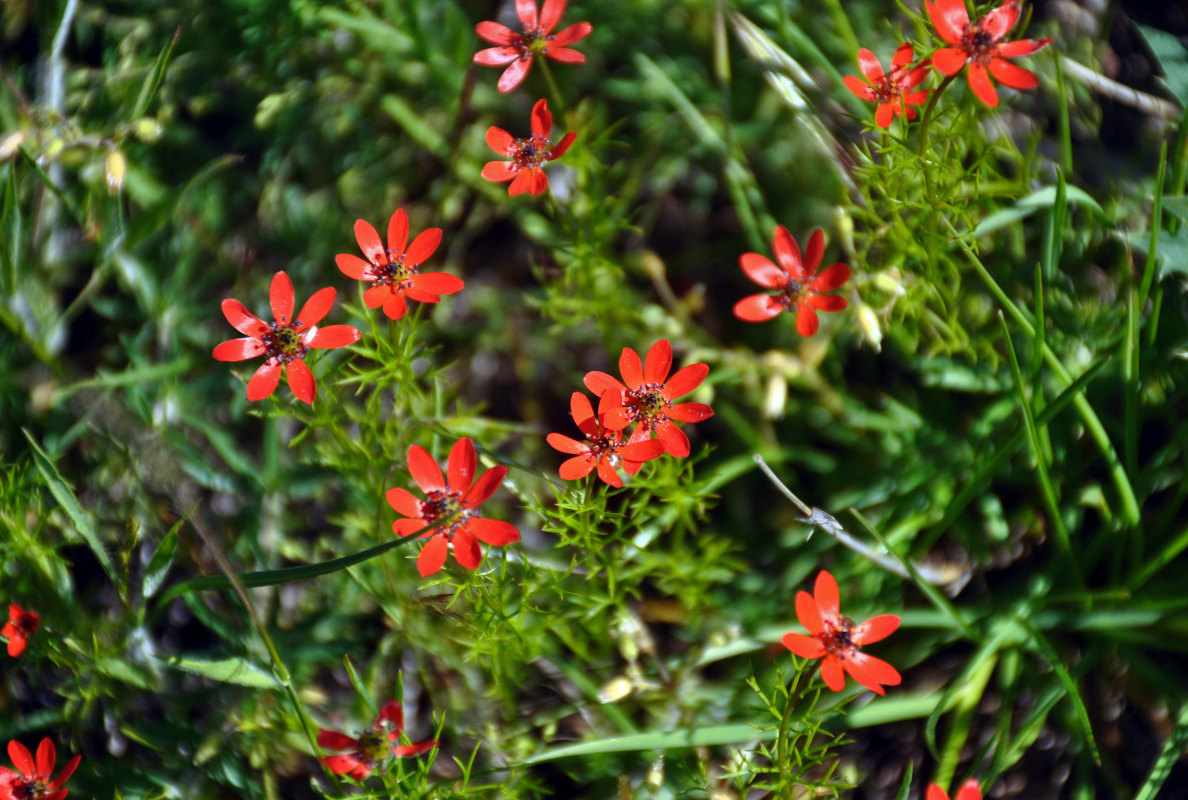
[482,99,577,196]
[584,339,714,458]
[212,271,360,404]
[335,209,464,321]
[386,438,521,577]
[843,43,931,128]
[0,738,81,800]
[547,392,667,487]
[734,227,850,337]
[926,0,1053,107]
[927,780,982,800]
[2,604,39,658]
[781,570,901,695]
[474,0,593,93]
[318,700,437,781]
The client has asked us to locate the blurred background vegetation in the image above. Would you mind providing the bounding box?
[2,0,1188,797]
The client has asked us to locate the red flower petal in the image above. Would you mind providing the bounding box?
[8,741,34,776]
[7,635,27,657]
[853,614,901,646]
[402,285,441,305]
[387,209,409,256]
[386,487,422,518]
[595,459,623,486]
[464,465,507,507]
[643,339,672,385]
[354,219,385,265]
[446,438,477,496]
[286,359,316,404]
[820,654,846,691]
[906,64,932,89]
[51,754,80,789]
[221,298,269,337]
[584,371,624,397]
[468,517,520,546]
[811,262,850,292]
[317,730,360,750]
[363,285,388,309]
[417,534,449,576]
[663,362,708,399]
[213,337,267,362]
[795,590,824,635]
[306,324,360,349]
[321,753,369,779]
[452,529,482,569]
[997,37,1051,58]
[336,253,374,281]
[475,45,521,66]
[531,98,552,139]
[807,295,847,312]
[546,47,585,63]
[528,168,549,195]
[857,48,884,81]
[411,273,463,296]
[875,101,894,128]
[927,785,951,800]
[407,445,446,492]
[656,419,690,457]
[559,454,596,479]
[508,168,535,196]
[551,20,591,47]
[601,406,632,431]
[270,271,295,325]
[515,0,538,29]
[405,228,442,265]
[813,571,840,622]
[733,294,783,322]
[989,58,1038,90]
[570,391,595,426]
[781,631,825,658]
[772,226,805,279]
[382,292,408,320]
[393,518,428,537]
[892,42,914,70]
[246,361,282,401]
[954,779,983,800]
[36,738,55,777]
[498,56,534,93]
[296,286,336,328]
[392,740,437,758]
[540,0,565,33]
[376,699,404,731]
[932,47,968,76]
[548,433,587,456]
[549,130,577,159]
[795,302,820,337]
[804,229,825,273]
[619,346,644,388]
[667,402,714,423]
[967,62,999,106]
[843,651,901,694]
[925,0,969,46]
[475,21,518,46]
[843,75,877,101]
[982,1,1020,38]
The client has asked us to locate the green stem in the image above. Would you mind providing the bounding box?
[537,58,566,118]
[917,73,956,209]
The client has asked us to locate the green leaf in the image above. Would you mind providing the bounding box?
[22,428,118,585]
[1135,703,1188,800]
[518,723,774,765]
[159,655,277,688]
[1135,24,1188,106]
[143,521,182,600]
[970,185,1106,238]
[131,28,180,120]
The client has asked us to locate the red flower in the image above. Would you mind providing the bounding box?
[212,271,360,404]
[927,780,982,800]
[2,604,39,658]
[474,0,593,93]
[843,43,931,128]
[386,438,521,577]
[583,339,714,458]
[335,209,464,321]
[317,700,437,781]
[547,392,667,487]
[482,99,577,196]
[0,738,81,800]
[734,227,850,337]
[926,0,1053,107]
[780,570,901,695]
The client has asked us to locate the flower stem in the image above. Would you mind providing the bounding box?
[917,73,956,209]
[537,58,566,118]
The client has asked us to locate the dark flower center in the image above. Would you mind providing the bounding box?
[261,323,308,365]
[962,20,1001,64]
[585,428,621,462]
[625,383,669,424]
[376,249,419,288]
[779,280,808,307]
[519,27,555,56]
[510,133,553,172]
[822,616,858,657]
[15,616,36,635]
[354,730,389,767]
[421,490,472,537]
[13,777,50,800]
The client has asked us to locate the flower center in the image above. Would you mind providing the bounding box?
[261,322,308,365]
[822,616,858,657]
[962,21,1000,64]
[520,27,555,55]
[421,490,472,537]
[376,249,418,288]
[353,730,389,769]
[13,777,51,800]
[625,383,669,424]
[15,616,36,635]
[509,133,552,172]
[780,280,807,307]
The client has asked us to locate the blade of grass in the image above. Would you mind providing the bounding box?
[1134,702,1188,800]
[23,428,119,586]
[1139,142,1167,310]
[1022,623,1101,765]
[949,222,1141,526]
[518,723,774,765]
[934,651,997,787]
[131,27,179,120]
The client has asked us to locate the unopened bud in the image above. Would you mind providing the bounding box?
[873,272,905,297]
[762,373,787,419]
[638,250,666,282]
[133,118,163,142]
[598,675,635,704]
[856,303,882,352]
[0,130,25,161]
[834,206,855,257]
[646,755,665,792]
[105,149,126,195]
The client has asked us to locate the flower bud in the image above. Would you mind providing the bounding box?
[646,755,665,792]
[133,117,163,142]
[762,372,787,419]
[873,272,905,297]
[105,149,126,195]
[834,206,855,257]
[855,302,882,352]
[598,675,634,704]
[0,130,25,161]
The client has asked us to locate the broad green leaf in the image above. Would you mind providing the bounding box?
[159,655,277,688]
[1136,25,1188,106]
[131,28,180,120]
[970,185,1106,238]
[519,723,774,765]
[143,521,182,600]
